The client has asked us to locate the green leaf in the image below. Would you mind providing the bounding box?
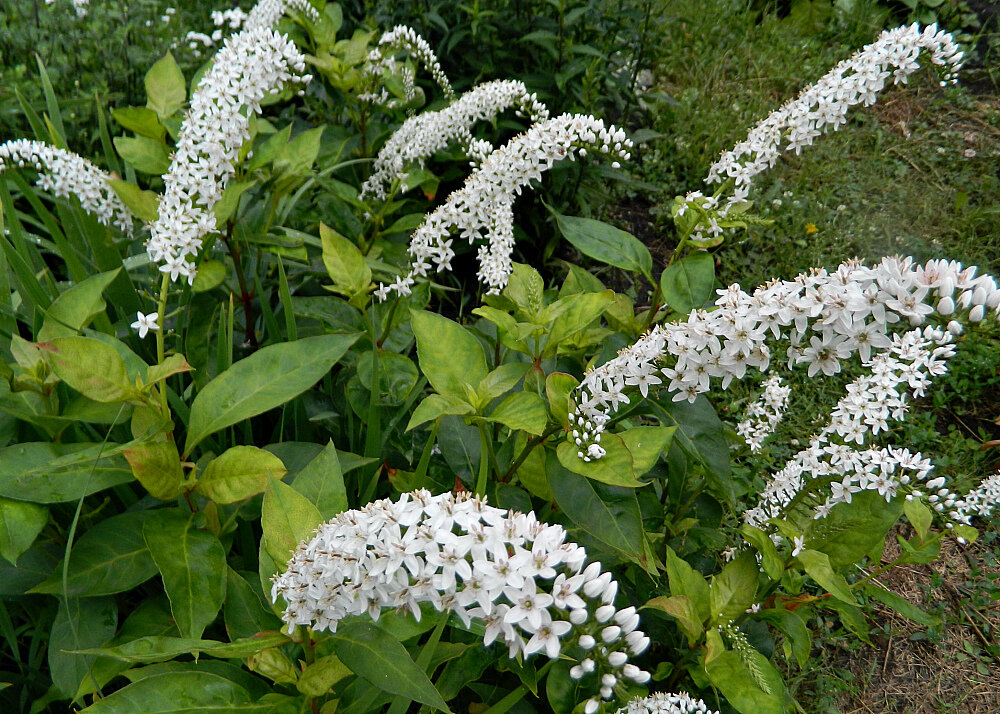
[79,672,271,713]
[76,633,289,664]
[903,498,933,542]
[551,210,652,279]
[213,180,255,224]
[705,649,788,714]
[39,269,120,341]
[407,394,474,430]
[357,351,418,405]
[0,442,133,502]
[320,223,371,299]
[225,567,281,640]
[297,655,352,697]
[548,458,646,565]
[503,263,545,318]
[263,477,323,567]
[863,584,940,627]
[146,354,194,386]
[123,440,187,500]
[145,53,187,120]
[759,608,810,667]
[49,596,117,698]
[143,509,227,640]
[109,180,160,223]
[488,391,547,435]
[663,547,710,622]
[112,106,166,140]
[184,333,358,456]
[660,252,715,313]
[801,491,902,568]
[114,136,171,175]
[742,524,784,581]
[192,260,227,293]
[643,595,703,645]
[710,552,759,623]
[477,363,529,404]
[410,311,487,401]
[196,446,287,504]
[274,126,324,177]
[544,372,577,427]
[331,620,452,713]
[541,290,614,356]
[619,426,675,476]
[0,497,47,565]
[42,336,136,403]
[796,549,856,605]
[555,435,643,487]
[32,511,156,595]
[652,395,734,502]
[290,440,348,520]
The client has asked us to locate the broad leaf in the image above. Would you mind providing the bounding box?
[32,511,156,596]
[555,434,643,487]
[79,672,282,713]
[643,595,702,645]
[290,440,348,520]
[184,333,358,455]
[225,568,281,641]
[705,649,788,714]
[410,310,487,401]
[407,394,474,430]
[620,426,675,475]
[331,620,451,713]
[39,270,120,341]
[49,596,118,698]
[124,440,187,500]
[77,633,289,664]
[488,391,547,435]
[108,180,160,223]
[710,551,759,623]
[660,252,715,313]
[796,549,856,605]
[320,223,370,299]
[143,509,226,640]
[551,210,652,279]
[0,443,132,503]
[114,136,170,175]
[42,336,136,403]
[663,547,710,622]
[196,446,286,504]
[145,52,186,120]
[262,477,323,567]
[0,497,47,565]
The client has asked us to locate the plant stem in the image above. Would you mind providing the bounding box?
[221,220,258,350]
[501,424,562,482]
[154,271,170,415]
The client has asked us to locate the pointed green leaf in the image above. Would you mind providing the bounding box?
[39,269,120,341]
[331,620,451,713]
[796,549,856,605]
[32,511,156,595]
[551,210,652,279]
[196,446,286,504]
[143,509,226,640]
[710,552,759,623]
[225,568,281,641]
[660,251,715,313]
[109,180,160,223]
[663,546,710,622]
[0,498,47,565]
[488,391,547,436]
[410,311,487,401]
[49,596,117,698]
[555,435,643,487]
[291,440,348,519]
[184,333,359,456]
[643,595,703,645]
[620,425,675,475]
[124,440,187,500]
[263,477,323,567]
[114,136,171,175]
[42,336,136,403]
[112,106,166,140]
[705,649,788,714]
[145,53,187,120]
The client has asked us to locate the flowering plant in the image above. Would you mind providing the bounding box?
[0,2,996,714]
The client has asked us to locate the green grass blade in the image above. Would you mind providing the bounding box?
[35,54,67,148]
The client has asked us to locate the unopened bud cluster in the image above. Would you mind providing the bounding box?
[736,375,791,452]
[366,26,456,103]
[272,490,650,706]
[360,80,550,201]
[0,140,134,236]
[375,114,631,300]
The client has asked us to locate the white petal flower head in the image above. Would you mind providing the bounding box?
[616,692,719,714]
[131,312,160,339]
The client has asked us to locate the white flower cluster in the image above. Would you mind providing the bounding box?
[375,114,632,299]
[44,0,86,15]
[0,140,134,235]
[576,257,997,431]
[614,692,717,714]
[147,25,311,283]
[952,472,1000,525]
[737,375,791,452]
[272,490,651,705]
[245,0,318,31]
[359,80,550,201]
[366,25,456,104]
[689,24,962,244]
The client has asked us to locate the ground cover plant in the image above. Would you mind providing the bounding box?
[1,1,999,713]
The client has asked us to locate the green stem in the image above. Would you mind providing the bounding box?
[154,271,170,415]
[476,424,491,496]
[501,424,562,482]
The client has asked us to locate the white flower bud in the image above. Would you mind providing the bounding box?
[569,608,589,625]
[595,605,615,623]
[970,304,985,322]
[569,665,584,680]
[581,658,595,673]
[601,625,622,642]
[578,634,596,650]
[584,698,599,714]
[607,651,627,667]
[601,673,617,687]
[937,297,954,315]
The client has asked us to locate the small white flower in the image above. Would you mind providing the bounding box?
[131,312,160,339]
[791,536,806,558]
